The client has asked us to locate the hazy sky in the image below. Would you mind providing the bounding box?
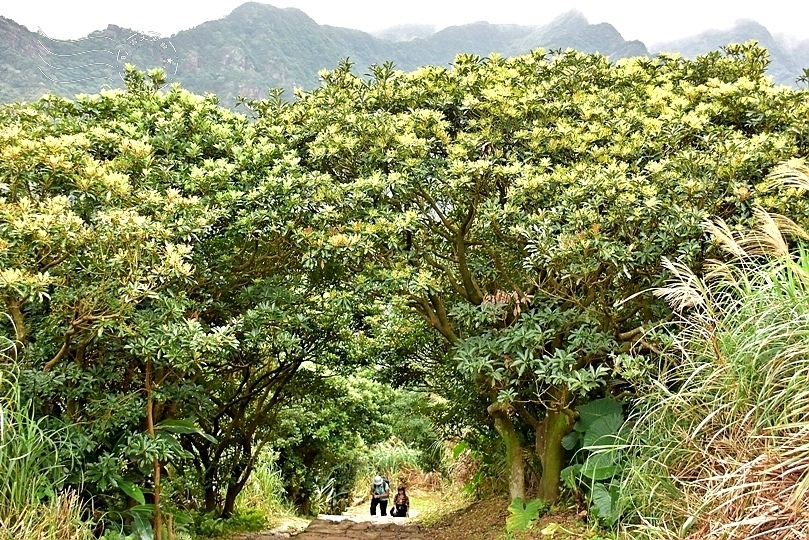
[3,0,808,45]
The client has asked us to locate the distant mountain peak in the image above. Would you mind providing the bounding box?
[654,17,774,51]
[229,2,275,15]
[547,9,589,30]
[732,18,769,31]
[227,2,316,25]
[651,16,803,87]
[102,24,131,34]
[0,2,804,106]
[372,24,437,42]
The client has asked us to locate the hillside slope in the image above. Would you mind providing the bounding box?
[1,3,805,105]
[653,19,806,85]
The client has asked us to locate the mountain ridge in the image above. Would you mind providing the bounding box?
[0,3,805,106]
[653,18,808,87]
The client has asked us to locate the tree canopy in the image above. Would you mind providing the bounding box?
[2,42,809,535]
[252,43,809,501]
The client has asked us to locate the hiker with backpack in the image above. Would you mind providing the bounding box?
[369,475,390,516]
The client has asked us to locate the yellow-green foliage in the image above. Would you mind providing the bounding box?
[257,42,809,502]
[2,43,809,530]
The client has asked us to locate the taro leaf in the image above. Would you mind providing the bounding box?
[561,430,581,450]
[560,464,581,490]
[576,398,622,432]
[506,497,545,532]
[582,412,623,448]
[581,451,618,480]
[590,482,621,526]
[118,479,146,505]
[131,511,154,540]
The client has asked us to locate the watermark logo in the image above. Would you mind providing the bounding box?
[117,30,178,82]
[36,27,178,89]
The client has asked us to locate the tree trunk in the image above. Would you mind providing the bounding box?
[194,441,218,513]
[146,359,163,539]
[222,465,251,518]
[535,395,573,504]
[9,297,25,345]
[487,402,524,501]
[204,483,217,514]
[222,484,238,519]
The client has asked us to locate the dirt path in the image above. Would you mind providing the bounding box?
[236,514,426,539]
[296,515,425,539]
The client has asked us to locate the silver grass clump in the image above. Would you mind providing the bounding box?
[622,161,809,540]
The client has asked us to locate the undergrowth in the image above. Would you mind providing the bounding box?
[0,354,93,540]
[234,451,296,527]
[621,190,809,539]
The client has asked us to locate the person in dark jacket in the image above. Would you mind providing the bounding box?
[390,486,409,517]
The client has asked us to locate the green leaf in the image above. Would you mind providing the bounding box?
[131,511,154,540]
[560,464,581,490]
[156,431,185,452]
[580,451,618,480]
[118,480,146,505]
[561,430,581,450]
[452,441,468,459]
[155,419,216,442]
[576,398,622,431]
[155,419,200,434]
[172,511,193,525]
[590,482,621,526]
[506,497,546,532]
[461,470,483,496]
[582,412,624,448]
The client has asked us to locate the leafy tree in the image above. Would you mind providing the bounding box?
[0,68,363,533]
[5,41,809,530]
[255,43,809,503]
[270,373,391,515]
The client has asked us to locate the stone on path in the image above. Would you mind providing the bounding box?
[296,515,425,539]
[238,514,425,540]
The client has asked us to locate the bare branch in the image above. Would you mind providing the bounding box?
[43,334,72,373]
[618,326,644,341]
[415,186,456,234]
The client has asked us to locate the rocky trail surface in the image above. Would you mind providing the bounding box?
[236,514,426,539]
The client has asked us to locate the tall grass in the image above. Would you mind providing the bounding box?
[351,439,429,501]
[620,204,809,539]
[0,491,91,540]
[234,450,295,525]
[365,439,423,480]
[0,349,92,539]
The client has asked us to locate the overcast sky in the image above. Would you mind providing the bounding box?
[3,0,808,45]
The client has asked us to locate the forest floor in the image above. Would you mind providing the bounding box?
[230,490,606,540]
[423,496,602,540]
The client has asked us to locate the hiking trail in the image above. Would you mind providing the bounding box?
[236,514,425,539]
